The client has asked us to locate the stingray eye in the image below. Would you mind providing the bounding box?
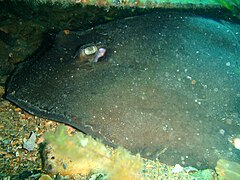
[83,46,98,56]
[76,45,98,63]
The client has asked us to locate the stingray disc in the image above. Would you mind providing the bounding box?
[6,11,240,168]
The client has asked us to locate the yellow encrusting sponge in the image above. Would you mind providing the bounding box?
[43,125,143,179]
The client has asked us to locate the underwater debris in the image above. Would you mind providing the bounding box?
[23,132,36,151]
[171,164,184,174]
[43,125,143,179]
[215,159,240,179]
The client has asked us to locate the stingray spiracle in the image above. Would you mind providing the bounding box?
[75,44,107,63]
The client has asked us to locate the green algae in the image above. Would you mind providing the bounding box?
[216,159,240,180]
[217,0,240,16]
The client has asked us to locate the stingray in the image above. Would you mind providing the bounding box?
[6,11,240,169]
